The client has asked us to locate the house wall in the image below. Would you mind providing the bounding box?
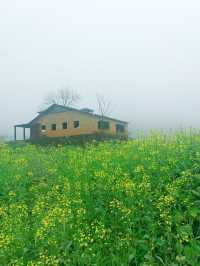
[31,110,128,139]
[30,124,41,140]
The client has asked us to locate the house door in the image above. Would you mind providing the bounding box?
[30,124,41,140]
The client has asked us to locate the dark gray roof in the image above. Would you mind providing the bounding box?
[15,123,32,128]
[16,104,128,127]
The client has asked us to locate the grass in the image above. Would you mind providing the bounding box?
[0,132,200,265]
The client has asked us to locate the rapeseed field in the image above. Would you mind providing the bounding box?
[0,133,200,265]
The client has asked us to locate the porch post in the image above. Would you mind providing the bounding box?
[23,127,26,141]
[14,126,17,141]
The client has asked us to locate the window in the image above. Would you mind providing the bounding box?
[116,124,125,133]
[98,120,110,130]
[62,122,68,130]
[74,121,80,128]
[51,124,57,131]
[41,125,46,132]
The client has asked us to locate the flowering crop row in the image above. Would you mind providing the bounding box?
[0,133,200,265]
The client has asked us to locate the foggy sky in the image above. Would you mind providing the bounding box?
[1,0,200,138]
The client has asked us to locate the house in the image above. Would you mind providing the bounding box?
[14,104,128,141]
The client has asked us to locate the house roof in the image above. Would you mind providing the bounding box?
[15,123,32,128]
[15,104,128,127]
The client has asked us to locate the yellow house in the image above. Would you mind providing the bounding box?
[14,104,128,141]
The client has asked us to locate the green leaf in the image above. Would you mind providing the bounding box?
[189,206,199,218]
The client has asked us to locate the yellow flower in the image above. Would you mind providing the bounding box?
[0,233,14,249]
[28,172,34,177]
[8,191,16,197]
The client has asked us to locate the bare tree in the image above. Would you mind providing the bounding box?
[96,94,112,120]
[44,88,81,107]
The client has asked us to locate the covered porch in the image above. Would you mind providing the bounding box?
[14,124,31,141]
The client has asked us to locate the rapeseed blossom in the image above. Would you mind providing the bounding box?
[0,133,199,265]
